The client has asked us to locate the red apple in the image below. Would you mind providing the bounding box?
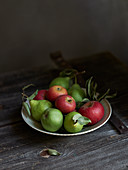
[34,90,47,100]
[78,101,104,125]
[55,95,76,114]
[46,85,68,102]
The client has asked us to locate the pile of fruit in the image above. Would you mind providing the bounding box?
[22,69,116,133]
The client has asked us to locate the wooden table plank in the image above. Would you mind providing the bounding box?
[0,68,59,94]
[0,68,59,127]
[0,52,128,170]
[0,122,127,170]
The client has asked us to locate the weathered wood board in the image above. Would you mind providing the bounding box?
[0,52,128,170]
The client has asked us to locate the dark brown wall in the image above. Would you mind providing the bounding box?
[0,0,128,73]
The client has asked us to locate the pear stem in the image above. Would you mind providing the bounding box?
[76,70,86,76]
[75,75,77,84]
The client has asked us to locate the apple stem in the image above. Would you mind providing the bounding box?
[57,87,61,91]
[67,99,72,103]
[76,70,86,76]
[88,102,93,107]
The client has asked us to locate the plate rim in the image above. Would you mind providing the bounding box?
[21,99,112,136]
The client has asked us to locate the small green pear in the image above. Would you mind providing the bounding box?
[30,100,52,121]
[64,112,83,133]
[69,83,81,90]
[68,84,85,102]
[49,77,70,89]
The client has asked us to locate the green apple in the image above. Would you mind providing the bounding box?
[41,108,63,132]
[64,112,83,133]
[30,100,52,121]
[49,77,70,89]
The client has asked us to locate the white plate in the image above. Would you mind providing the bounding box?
[21,99,112,136]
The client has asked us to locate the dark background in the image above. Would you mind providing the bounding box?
[0,0,128,73]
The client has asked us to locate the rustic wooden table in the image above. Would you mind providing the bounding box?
[0,52,128,170]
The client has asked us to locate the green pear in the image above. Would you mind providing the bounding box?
[41,108,63,132]
[69,83,81,90]
[49,77,70,89]
[30,100,52,121]
[68,84,85,102]
[64,112,83,133]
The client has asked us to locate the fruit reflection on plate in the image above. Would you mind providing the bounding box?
[21,98,112,136]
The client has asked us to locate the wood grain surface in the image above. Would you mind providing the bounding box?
[0,52,128,170]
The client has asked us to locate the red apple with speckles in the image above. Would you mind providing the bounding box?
[46,85,68,102]
[34,90,47,100]
[55,95,76,114]
[78,101,104,125]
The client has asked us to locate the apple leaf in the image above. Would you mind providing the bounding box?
[76,98,89,108]
[22,84,38,102]
[22,84,35,91]
[72,114,91,125]
[48,149,61,156]
[92,82,98,100]
[82,98,90,102]
[85,76,117,102]
[77,116,91,125]
[22,102,31,116]
[104,92,117,99]
[85,76,97,100]
[83,88,87,97]
[76,102,84,109]
[87,76,93,98]
[97,89,110,101]
[72,114,81,123]
[97,89,117,101]
[40,148,61,158]
[27,89,38,101]
[76,98,90,109]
